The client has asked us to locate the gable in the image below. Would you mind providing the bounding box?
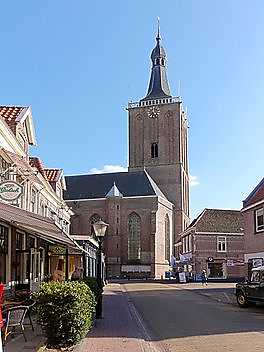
[243,177,264,208]
[0,106,36,146]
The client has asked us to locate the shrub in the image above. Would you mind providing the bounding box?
[33,281,96,348]
[82,277,102,302]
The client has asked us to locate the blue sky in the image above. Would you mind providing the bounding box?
[1,1,264,218]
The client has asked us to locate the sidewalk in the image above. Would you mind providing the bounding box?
[80,283,163,352]
[4,317,45,352]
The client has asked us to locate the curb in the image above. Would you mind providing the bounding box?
[121,284,170,352]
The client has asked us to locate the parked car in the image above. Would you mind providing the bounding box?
[235,266,264,307]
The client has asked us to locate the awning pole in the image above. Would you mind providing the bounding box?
[0,332,2,352]
[65,248,69,280]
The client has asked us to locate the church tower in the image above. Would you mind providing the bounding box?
[128,24,190,244]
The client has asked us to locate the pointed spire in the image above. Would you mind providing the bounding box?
[141,19,172,101]
[156,17,161,42]
[105,182,123,198]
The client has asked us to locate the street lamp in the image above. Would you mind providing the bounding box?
[93,220,108,319]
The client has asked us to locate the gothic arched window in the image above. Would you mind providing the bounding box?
[151,143,158,158]
[165,214,170,261]
[90,213,101,236]
[128,212,141,261]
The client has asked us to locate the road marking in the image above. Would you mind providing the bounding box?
[121,284,170,352]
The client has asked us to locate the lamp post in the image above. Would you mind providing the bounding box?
[92,220,108,319]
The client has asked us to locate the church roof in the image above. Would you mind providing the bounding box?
[64,170,168,201]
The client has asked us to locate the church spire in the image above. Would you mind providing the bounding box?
[141,20,172,101]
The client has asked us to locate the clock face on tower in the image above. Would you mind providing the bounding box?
[147,106,160,118]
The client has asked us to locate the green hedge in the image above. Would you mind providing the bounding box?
[81,277,102,302]
[33,281,96,348]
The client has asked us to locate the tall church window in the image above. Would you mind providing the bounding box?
[165,214,170,261]
[151,143,158,158]
[90,213,101,236]
[128,212,141,261]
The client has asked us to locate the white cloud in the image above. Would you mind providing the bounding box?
[190,175,199,187]
[89,165,128,174]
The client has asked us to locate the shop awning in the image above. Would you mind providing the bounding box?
[0,201,78,248]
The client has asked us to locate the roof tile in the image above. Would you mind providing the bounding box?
[194,209,244,233]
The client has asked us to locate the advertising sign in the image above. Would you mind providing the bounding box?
[179,272,187,283]
[0,181,23,201]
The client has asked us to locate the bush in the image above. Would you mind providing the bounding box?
[82,277,102,302]
[33,281,96,348]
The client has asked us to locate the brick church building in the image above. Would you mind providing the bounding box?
[64,26,190,278]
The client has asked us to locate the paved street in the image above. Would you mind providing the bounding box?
[123,282,264,352]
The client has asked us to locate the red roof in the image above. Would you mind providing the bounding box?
[44,169,62,182]
[29,157,47,179]
[0,106,26,127]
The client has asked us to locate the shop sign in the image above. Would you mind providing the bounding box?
[179,272,187,283]
[227,260,234,267]
[180,253,192,262]
[0,181,23,201]
[121,265,151,273]
[49,245,67,255]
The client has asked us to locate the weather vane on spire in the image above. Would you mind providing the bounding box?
[156,16,161,41]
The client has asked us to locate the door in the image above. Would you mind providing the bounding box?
[246,271,263,301]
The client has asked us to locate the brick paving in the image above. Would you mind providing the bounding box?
[3,317,45,352]
[80,283,163,352]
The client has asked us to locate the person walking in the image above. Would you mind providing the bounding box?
[201,269,208,286]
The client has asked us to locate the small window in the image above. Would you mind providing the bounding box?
[251,271,260,283]
[31,189,37,213]
[217,236,226,252]
[117,205,120,210]
[117,217,119,224]
[151,143,158,158]
[255,208,264,232]
[116,228,119,235]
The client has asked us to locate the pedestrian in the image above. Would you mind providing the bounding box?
[201,269,207,286]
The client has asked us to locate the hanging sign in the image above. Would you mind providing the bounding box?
[0,181,23,201]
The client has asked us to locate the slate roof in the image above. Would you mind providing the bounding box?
[243,177,264,208]
[141,30,171,101]
[64,171,168,200]
[189,209,244,234]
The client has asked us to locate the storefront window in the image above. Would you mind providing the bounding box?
[208,262,223,278]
